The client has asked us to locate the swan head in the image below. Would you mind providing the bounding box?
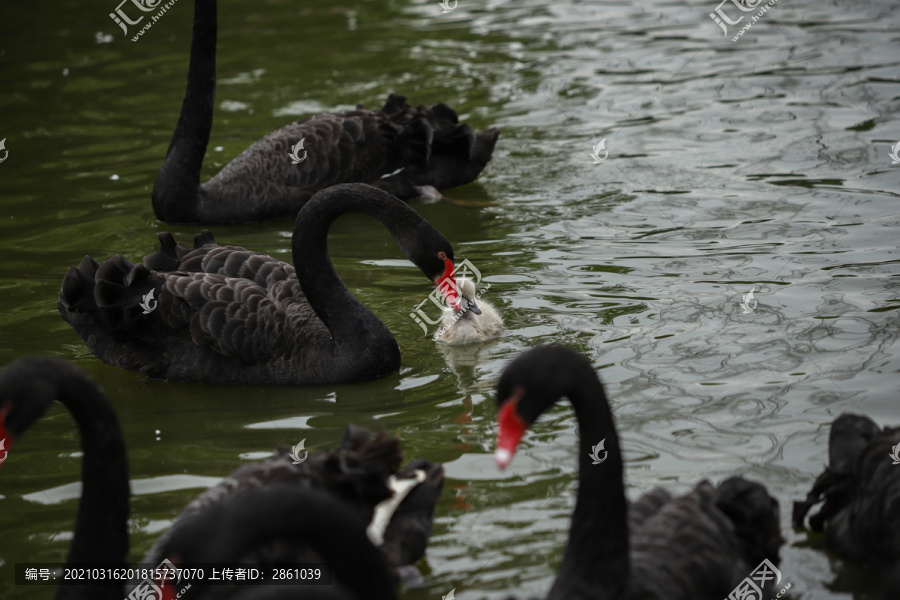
[494,346,601,469]
[0,357,96,470]
[298,183,463,311]
[391,211,460,311]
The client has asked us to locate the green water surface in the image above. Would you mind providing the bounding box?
[1,0,899,598]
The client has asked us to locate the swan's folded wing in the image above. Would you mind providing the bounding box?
[628,487,673,533]
[200,94,499,219]
[629,478,781,599]
[202,109,402,207]
[157,272,317,364]
[145,231,296,291]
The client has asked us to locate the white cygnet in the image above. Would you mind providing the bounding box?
[434,277,503,345]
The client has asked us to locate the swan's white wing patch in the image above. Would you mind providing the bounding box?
[366,469,426,545]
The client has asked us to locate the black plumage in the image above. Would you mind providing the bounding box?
[159,485,400,600]
[0,357,130,600]
[493,345,783,600]
[793,413,900,570]
[59,184,459,385]
[0,358,443,600]
[142,424,444,581]
[152,0,499,225]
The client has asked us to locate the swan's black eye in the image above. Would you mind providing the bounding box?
[438,251,447,260]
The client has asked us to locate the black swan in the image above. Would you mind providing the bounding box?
[152,0,500,224]
[0,356,129,600]
[59,183,462,385]
[433,276,504,345]
[156,485,399,600]
[792,413,900,569]
[0,357,443,598]
[493,345,783,600]
[141,424,445,580]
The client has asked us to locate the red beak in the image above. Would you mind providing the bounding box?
[495,389,528,469]
[434,257,461,312]
[0,408,13,470]
[157,558,180,600]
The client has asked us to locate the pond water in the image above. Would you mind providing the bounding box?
[1,0,899,598]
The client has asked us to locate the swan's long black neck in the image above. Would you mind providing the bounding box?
[152,0,216,223]
[548,366,629,600]
[197,488,398,600]
[292,186,420,382]
[33,362,130,600]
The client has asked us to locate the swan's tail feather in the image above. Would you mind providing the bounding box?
[60,256,101,312]
[194,230,216,248]
[92,258,159,331]
[714,476,783,568]
[345,429,403,509]
[292,427,403,525]
[354,430,404,479]
[145,230,218,271]
[375,93,500,193]
[378,93,411,117]
[60,251,164,337]
[427,102,461,127]
[144,232,184,271]
[474,126,502,166]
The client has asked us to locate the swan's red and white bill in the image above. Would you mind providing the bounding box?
[435,255,461,312]
[495,389,529,469]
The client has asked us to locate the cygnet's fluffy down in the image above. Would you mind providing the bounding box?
[434,277,503,345]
